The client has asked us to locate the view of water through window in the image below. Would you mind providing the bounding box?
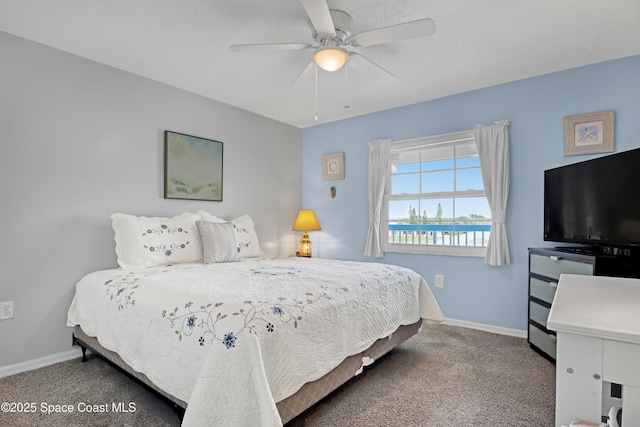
[388,151,491,247]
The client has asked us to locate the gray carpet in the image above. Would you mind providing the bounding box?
[0,323,555,426]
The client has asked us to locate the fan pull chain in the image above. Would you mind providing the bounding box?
[344,64,350,110]
[314,64,318,121]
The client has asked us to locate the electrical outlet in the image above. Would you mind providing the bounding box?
[434,275,444,289]
[0,301,14,320]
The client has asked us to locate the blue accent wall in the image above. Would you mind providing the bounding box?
[301,55,640,331]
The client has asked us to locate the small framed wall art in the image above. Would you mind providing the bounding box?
[164,131,223,201]
[322,152,344,181]
[563,110,614,156]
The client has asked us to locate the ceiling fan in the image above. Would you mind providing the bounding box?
[229,0,435,85]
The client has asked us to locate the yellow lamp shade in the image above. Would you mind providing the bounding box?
[313,47,349,72]
[292,210,322,232]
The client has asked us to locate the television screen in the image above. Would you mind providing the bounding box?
[544,148,640,248]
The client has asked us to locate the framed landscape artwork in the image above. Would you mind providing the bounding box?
[164,131,223,201]
[563,110,615,156]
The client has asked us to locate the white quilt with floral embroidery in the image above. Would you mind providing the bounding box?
[67,257,443,426]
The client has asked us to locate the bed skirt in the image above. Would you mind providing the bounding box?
[74,319,422,424]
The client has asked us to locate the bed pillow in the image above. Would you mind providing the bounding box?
[196,220,240,264]
[197,211,264,258]
[112,212,202,269]
[230,214,264,257]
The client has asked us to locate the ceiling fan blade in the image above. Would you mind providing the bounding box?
[291,61,316,88]
[352,18,435,47]
[300,0,336,36]
[347,53,394,82]
[230,43,312,52]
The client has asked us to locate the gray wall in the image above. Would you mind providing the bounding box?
[0,32,302,367]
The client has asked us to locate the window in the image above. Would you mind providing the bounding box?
[383,130,491,257]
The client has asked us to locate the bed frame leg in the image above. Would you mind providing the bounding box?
[80,346,88,363]
[72,333,89,363]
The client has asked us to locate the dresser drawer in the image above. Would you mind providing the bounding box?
[530,253,594,280]
[529,299,551,328]
[529,276,557,304]
[529,324,556,359]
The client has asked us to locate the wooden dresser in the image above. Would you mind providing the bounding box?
[527,247,625,361]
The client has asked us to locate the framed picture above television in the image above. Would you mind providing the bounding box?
[164,131,223,201]
[563,110,614,156]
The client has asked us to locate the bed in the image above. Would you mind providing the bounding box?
[66,212,444,426]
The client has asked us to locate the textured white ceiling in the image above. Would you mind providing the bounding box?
[1,0,639,128]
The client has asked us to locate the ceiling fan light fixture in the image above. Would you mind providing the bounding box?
[313,46,349,72]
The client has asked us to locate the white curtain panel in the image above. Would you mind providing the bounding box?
[474,120,511,266]
[364,139,391,257]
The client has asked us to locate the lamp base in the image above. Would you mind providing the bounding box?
[298,232,312,257]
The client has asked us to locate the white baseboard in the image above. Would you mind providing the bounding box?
[0,347,83,379]
[443,317,527,338]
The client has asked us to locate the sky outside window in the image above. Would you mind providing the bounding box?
[389,157,491,221]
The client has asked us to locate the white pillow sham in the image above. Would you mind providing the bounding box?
[112,212,202,269]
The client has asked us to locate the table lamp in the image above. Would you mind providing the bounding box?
[292,210,322,257]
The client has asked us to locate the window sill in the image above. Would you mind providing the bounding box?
[382,244,486,258]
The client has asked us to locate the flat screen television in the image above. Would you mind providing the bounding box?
[544,147,640,250]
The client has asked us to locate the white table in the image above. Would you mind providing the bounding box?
[547,274,640,427]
